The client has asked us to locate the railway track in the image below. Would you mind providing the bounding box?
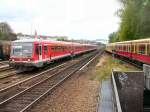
[0,50,101,112]
[0,68,17,79]
[0,61,9,66]
[0,65,11,72]
[0,57,81,101]
[0,51,94,90]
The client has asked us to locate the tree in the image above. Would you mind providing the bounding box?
[0,22,13,33]
[0,22,17,41]
[115,0,150,41]
[137,0,150,38]
[108,32,119,43]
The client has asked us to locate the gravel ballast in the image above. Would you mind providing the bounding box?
[30,57,100,112]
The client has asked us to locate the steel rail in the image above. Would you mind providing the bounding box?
[0,65,11,72]
[0,51,97,103]
[0,61,72,103]
[0,61,8,66]
[0,51,100,112]
[0,70,17,79]
[20,51,100,112]
[22,55,98,112]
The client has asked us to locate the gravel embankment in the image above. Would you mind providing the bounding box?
[30,56,100,112]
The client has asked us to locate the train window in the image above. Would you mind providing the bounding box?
[129,44,131,52]
[131,45,134,53]
[120,45,123,51]
[44,46,48,54]
[123,45,126,51]
[119,45,121,51]
[135,44,137,53]
[62,46,64,51]
[128,44,130,52]
[125,45,127,52]
[148,44,150,56]
[44,46,48,51]
[139,44,145,54]
[127,45,129,52]
[51,46,56,52]
[51,47,54,51]
[59,46,63,51]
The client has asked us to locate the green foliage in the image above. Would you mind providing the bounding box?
[109,0,150,42]
[57,38,65,41]
[0,22,17,41]
[138,1,150,38]
[0,33,9,40]
[0,32,17,41]
[108,32,119,42]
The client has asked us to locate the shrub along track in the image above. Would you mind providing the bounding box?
[0,50,102,112]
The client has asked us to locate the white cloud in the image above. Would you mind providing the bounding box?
[0,0,120,40]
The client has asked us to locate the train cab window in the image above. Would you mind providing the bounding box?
[139,44,145,54]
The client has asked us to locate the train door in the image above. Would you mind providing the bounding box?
[39,44,42,60]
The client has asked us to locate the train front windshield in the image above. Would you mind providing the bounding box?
[11,42,33,57]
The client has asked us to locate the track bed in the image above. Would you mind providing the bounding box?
[0,50,102,112]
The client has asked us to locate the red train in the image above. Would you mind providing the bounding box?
[106,38,150,65]
[9,38,97,71]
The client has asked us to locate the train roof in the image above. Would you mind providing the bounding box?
[12,38,96,46]
[108,38,150,45]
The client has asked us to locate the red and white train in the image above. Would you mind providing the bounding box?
[9,38,97,71]
[106,38,150,65]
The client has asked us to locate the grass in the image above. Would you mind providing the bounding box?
[90,54,140,81]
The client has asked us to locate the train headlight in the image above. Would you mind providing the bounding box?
[28,59,30,61]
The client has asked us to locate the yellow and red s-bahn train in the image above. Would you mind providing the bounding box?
[106,38,150,65]
[9,38,97,71]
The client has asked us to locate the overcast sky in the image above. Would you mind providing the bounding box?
[0,0,120,41]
